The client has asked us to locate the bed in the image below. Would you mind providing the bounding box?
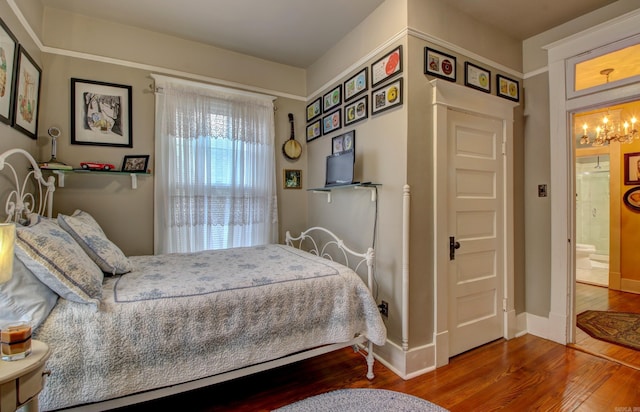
[0,148,386,411]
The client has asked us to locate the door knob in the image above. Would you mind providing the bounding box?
[450,236,461,260]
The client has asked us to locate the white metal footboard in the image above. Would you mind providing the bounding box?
[286,226,377,380]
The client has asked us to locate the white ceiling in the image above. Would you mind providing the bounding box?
[39,0,620,68]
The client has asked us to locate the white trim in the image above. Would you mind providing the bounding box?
[150,73,276,102]
[524,66,549,80]
[408,28,523,79]
[545,10,640,346]
[9,0,525,105]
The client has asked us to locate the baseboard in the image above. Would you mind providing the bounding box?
[620,278,640,294]
[374,339,436,380]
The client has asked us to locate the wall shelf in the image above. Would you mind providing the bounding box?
[44,169,152,189]
[308,183,380,203]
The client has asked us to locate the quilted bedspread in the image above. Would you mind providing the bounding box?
[33,244,386,411]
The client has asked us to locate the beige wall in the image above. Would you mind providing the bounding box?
[305,0,524,349]
[521,0,640,317]
[2,1,309,256]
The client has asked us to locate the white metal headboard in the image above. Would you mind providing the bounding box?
[0,148,55,222]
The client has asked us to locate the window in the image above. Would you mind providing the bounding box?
[153,75,277,253]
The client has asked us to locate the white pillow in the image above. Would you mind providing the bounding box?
[57,210,133,275]
[15,216,103,307]
[0,256,58,329]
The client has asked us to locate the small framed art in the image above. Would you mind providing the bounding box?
[424,47,456,82]
[306,119,322,142]
[0,17,18,125]
[284,169,302,189]
[624,187,640,211]
[371,45,402,87]
[12,46,42,139]
[71,78,133,147]
[624,152,640,185]
[464,62,491,93]
[344,67,368,102]
[122,155,149,173]
[306,96,321,122]
[497,74,519,102]
[344,95,368,126]
[323,109,341,135]
[332,130,355,154]
[323,84,342,112]
[371,78,403,115]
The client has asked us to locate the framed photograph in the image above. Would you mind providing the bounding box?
[424,47,456,82]
[283,169,302,189]
[371,77,403,115]
[323,84,341,112]
[343,67,368,102]
[371,45,402,87]
[623,186,640,211]
[121,155,149,173]
[344,95,368,126]
[497,74,519,102]
[332,130,355,154]
[322,109,341,135]
[464,62,491,93]
[306,96,322,122]
[71,78,133,147]
[306,119,322,142]
[12,46,41,139]
[0,18,18,125]
[624,152,640,185]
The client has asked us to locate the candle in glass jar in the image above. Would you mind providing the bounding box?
[1,323,32,360]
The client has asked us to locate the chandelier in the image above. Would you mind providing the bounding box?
[578,68,638,146]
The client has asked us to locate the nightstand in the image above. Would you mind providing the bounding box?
[0,340,50,412]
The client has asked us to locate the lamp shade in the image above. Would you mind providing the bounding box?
[0,223,15,284]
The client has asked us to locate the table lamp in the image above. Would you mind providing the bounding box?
[0,223,15,284]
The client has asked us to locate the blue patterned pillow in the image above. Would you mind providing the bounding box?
[0,256,58,329]
[15,217,103,307]
[58,210,132,275]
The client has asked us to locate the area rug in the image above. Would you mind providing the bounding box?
[273,388,448,411]
[577,310,640,351]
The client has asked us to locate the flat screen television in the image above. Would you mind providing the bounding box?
[325,149,356,187]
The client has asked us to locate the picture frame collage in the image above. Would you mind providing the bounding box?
[306,45,404,143]
[0,16,42,139]
[424,46,520,102]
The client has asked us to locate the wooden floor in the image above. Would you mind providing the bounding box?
[574,282,640,370]
[116,284,640,412]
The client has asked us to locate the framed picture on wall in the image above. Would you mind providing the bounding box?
[497,74,519,102]
[284,169,302,189]
[12,46,41,139]
[71,78,133,147]
[306,119,322,142]
[322,109,341,135]
[0,17,18,125]
[424,47,456,82]
[623,186,640,211]
[371,77,403,115]
[343,67,368,102]
[306,96,322,122]
[344,95,368,126]
[624,152,640,185]
[464,62,491,93]
[371,45,402,87]
[323,84,342,112]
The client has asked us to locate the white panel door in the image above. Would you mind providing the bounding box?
[448,109,505,357]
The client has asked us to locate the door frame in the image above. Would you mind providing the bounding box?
[546,9,640,345]
[431,79,517,366]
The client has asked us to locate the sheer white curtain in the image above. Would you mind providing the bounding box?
[153,75,278,254]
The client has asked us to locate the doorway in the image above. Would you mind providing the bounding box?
[431,79,517,366]
[574,154,610,287]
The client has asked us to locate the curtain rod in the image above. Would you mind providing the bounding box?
[149,73,276,101]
